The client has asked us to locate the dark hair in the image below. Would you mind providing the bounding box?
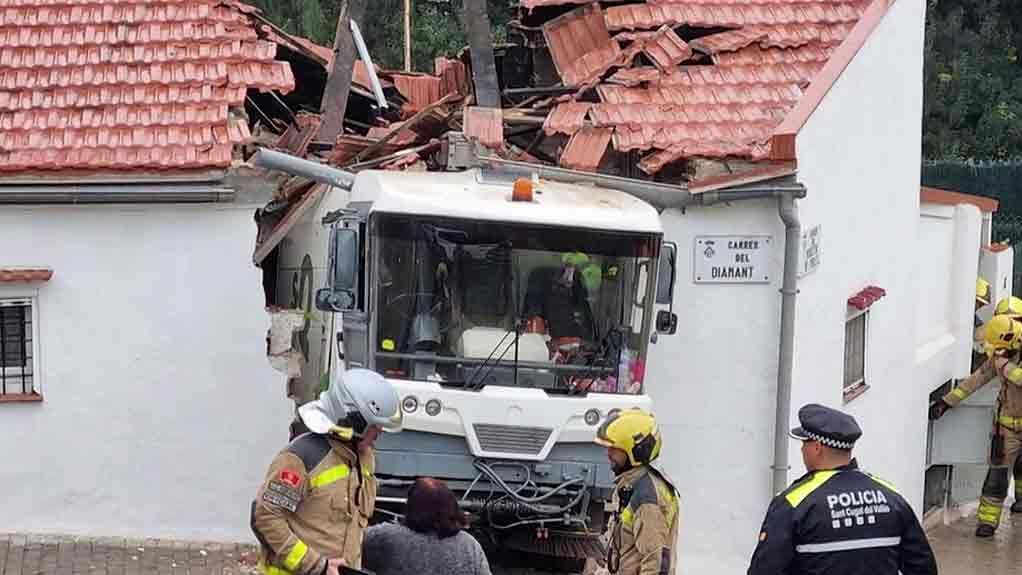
[404,478,467,538]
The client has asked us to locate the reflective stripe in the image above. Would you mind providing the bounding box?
[258,560,292,575]
[1007,367,1022,383]
[621,507,634,526]
[310,464,350,488]
[867,473,899,494]
[951,387,968,400]
[978,501,1003,525]
[785,471,838,507]
[795,537,901,554]
[999,416,1022,430]
[283,540,307,571]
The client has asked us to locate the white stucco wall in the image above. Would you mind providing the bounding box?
[0,202,291,541]
[790,0,927,512]
[646,0,928,572]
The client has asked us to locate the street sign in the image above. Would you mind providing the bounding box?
[693,235,772,284]
[800,225,822,278]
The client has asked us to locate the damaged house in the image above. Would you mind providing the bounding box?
[249,0,1007,571]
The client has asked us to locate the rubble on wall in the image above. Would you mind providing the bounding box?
[266,308,307,380]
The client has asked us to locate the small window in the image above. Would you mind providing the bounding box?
[843,310,868,402]
[1,298,37,397]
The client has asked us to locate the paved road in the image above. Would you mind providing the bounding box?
[8,521,1016,575]
[929,510,1022,574]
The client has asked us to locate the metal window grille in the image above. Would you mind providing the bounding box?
[0,299,34,395]
[843,312,867,396]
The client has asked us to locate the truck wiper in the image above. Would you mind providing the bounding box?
[467,324,519,391]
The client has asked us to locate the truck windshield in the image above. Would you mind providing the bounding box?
[371,213,658,395]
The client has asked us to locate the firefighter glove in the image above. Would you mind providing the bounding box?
[929,399,950,421]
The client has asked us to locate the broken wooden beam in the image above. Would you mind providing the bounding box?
[319,0,367,142]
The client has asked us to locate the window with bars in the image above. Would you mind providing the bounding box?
[1,298,35,396]
[843,310,868,403]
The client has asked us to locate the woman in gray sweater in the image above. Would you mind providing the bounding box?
[362,478,493,575]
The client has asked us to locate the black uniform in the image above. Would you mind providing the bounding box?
[747,460,937,575]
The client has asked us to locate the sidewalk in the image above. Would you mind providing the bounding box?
[929,511,1022,574]
[0,534,259,575]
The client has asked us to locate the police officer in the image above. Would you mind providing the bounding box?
[747,404,936,575]
[592,408,679,575]
[251,369,403,575]
[930,313,1022,536]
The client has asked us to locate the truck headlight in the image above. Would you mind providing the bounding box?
[425,399,443,416]
[402,396,419,413]
[584,409,601,426]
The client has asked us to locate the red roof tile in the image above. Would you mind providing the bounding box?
[464,106,504,149]
[521,0,590,10]
[560,127,612,171]
[691,28,767,55]
[543,102,592,136]
[597,83,802,105]
[435,57,469,97]
[605,2,869,31]
[611,63,822,87]
[392,74,444,111]
[543,4,622,87]
[0,0,293,174]
[0,268,52,283]
[529,0,882,164]
[643,26,693,72]
[715,44,834,65]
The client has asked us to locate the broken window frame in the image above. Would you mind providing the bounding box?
[0,297,40,398]
[843,308,869,403]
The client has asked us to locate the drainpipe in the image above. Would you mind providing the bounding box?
[773,194,801,494]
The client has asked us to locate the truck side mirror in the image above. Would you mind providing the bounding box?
[655,242,678,335]
[316,226,359,312]
[656,310,678,335]
[656,242,676,305]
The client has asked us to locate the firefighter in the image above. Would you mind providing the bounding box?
[748,404,937,575]
[592,408,679,575]
[930,314,1022,536]
[973,278,992,364]
[251,368,403,575]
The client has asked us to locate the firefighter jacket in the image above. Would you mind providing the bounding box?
[747,460,936,575]
[944,353,1022,428]
[251,433,377,575]
[605,465,679,575]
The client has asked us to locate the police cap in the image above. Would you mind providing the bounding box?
[788,403,862,450]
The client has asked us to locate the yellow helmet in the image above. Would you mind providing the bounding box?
[984,315,1022,351]
[594,408,662,466]
[977,278,991,305]
[995,296,1022,319]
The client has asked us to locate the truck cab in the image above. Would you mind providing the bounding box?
[292,161,678,558]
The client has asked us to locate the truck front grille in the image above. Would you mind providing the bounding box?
[473,424,552,455]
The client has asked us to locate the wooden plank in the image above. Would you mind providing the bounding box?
[253,185,329,266]
[352,92,459,163]
[319,0,368,142]
[462,0,501,108]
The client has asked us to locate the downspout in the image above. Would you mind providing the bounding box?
[773,194,801,494]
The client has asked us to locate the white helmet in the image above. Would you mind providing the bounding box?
[298,368,402,438]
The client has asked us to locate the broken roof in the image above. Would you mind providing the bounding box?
[533,0,877,171]
[0,0,295,175]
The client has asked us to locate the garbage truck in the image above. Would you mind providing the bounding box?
[252,137,679,560]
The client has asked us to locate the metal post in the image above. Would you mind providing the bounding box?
[404,0,412,72]
[249,149,357,190]
[350,20,388,109]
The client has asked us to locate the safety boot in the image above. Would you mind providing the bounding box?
[975,524,997,538]
[1012,500,1022,514]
